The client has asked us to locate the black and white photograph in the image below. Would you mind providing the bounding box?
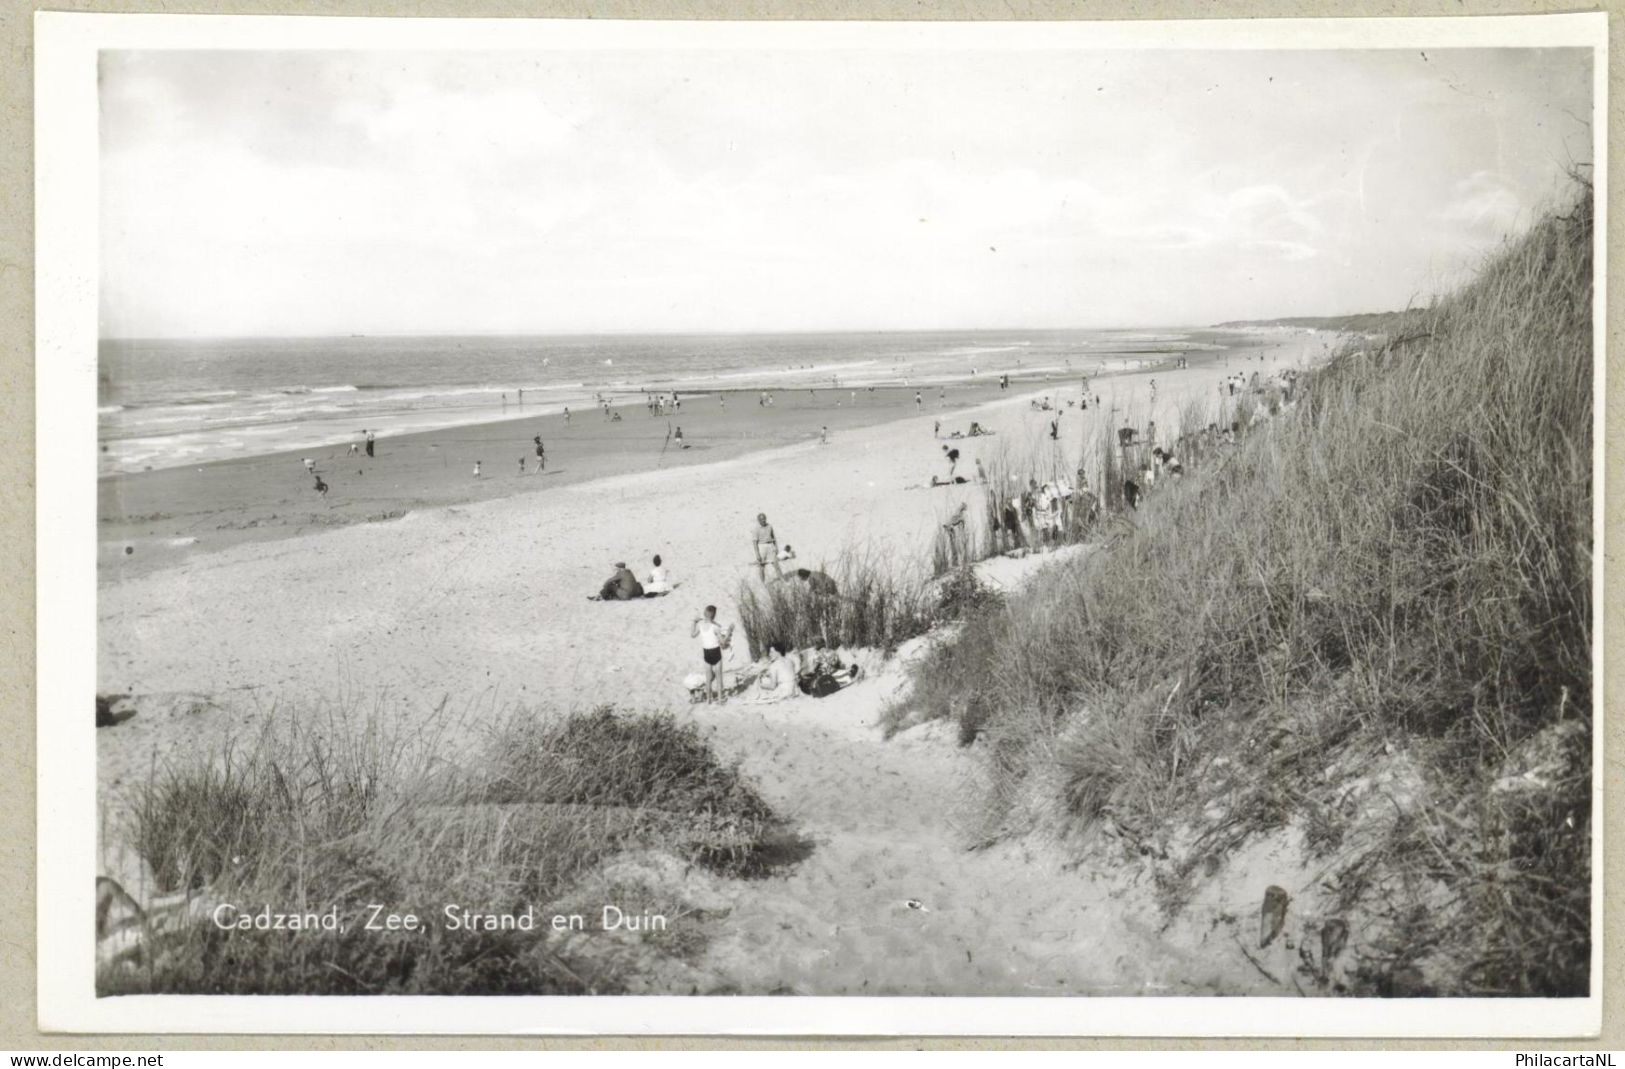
[35,12,1604,1035]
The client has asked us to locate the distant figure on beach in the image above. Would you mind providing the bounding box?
[691,605,732,704]
[518,388,524,404]
[534,436,546,470]
[976,457,987,484]
[942,444,960,478]
[645,554,672,595]
[303,457,315,473]
[347,441,359,456]
[674,426,687,449]
[820,426,829,445]
[519,457,526,475]
[778,543,797,564]
[365,430,375,457]
[933,419,940,438]
[473,461,482,478]
[1049,418,1060,440]
[564,408,571,422]
[752,513,784,581]
[313,475,328,496]
[597,561,644,601]
[915,390,922,411]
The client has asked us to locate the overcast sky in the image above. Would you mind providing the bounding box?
[99,47,1592,338]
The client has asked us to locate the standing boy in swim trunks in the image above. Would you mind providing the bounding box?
[691,605,732,704]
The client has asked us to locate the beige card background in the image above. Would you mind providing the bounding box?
[2,0,1618,1049]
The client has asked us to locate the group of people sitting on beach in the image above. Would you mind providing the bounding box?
[592,555,677,601]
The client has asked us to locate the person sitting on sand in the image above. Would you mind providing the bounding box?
[645,554,673,595]
[691,605,733,703]
[746,644,800,704]
[598,561,644,601]
[777,543,797,564]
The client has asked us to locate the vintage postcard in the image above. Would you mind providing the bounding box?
[35,11,1605,1035]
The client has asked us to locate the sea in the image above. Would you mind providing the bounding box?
[97,329,1236,475]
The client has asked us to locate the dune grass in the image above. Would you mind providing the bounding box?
[101,703,794,995]
[735,547,938,660]
[891,186,1594,996]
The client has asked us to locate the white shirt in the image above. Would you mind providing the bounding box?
[696,619,723,650]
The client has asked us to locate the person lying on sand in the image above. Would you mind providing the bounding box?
[777,544,797,564]
[595,561,644,601]
[798,644,861,698]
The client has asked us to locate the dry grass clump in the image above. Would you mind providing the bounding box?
[101,703,794,995]
[898,186,1594,995]
[735,547,937,660]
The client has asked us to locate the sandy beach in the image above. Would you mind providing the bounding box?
[97,328,1330,994]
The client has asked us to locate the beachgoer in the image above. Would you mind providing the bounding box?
[820,426,829,445]
[347,441,359,456]
[1124,478,1141,510]
[933,419,940,438]
[674,426,687,449]
[519,457,526,475]
[534,436,546,470]
[313,475,328,496]
[777,543,797,564]
[799,643,860,697]
[645,554,672,595]
[599,561,644,601]
[793,568,839,597]
[746,645,799,704]
[691,605,732,703]
[303,458,315,473]
[915,390,922,411]
[564,407,571,422]
[943,444,960,477]
[752,513,784,581]
[473,461,482,478]
[365,431,375,457]
[941,502,969,567]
